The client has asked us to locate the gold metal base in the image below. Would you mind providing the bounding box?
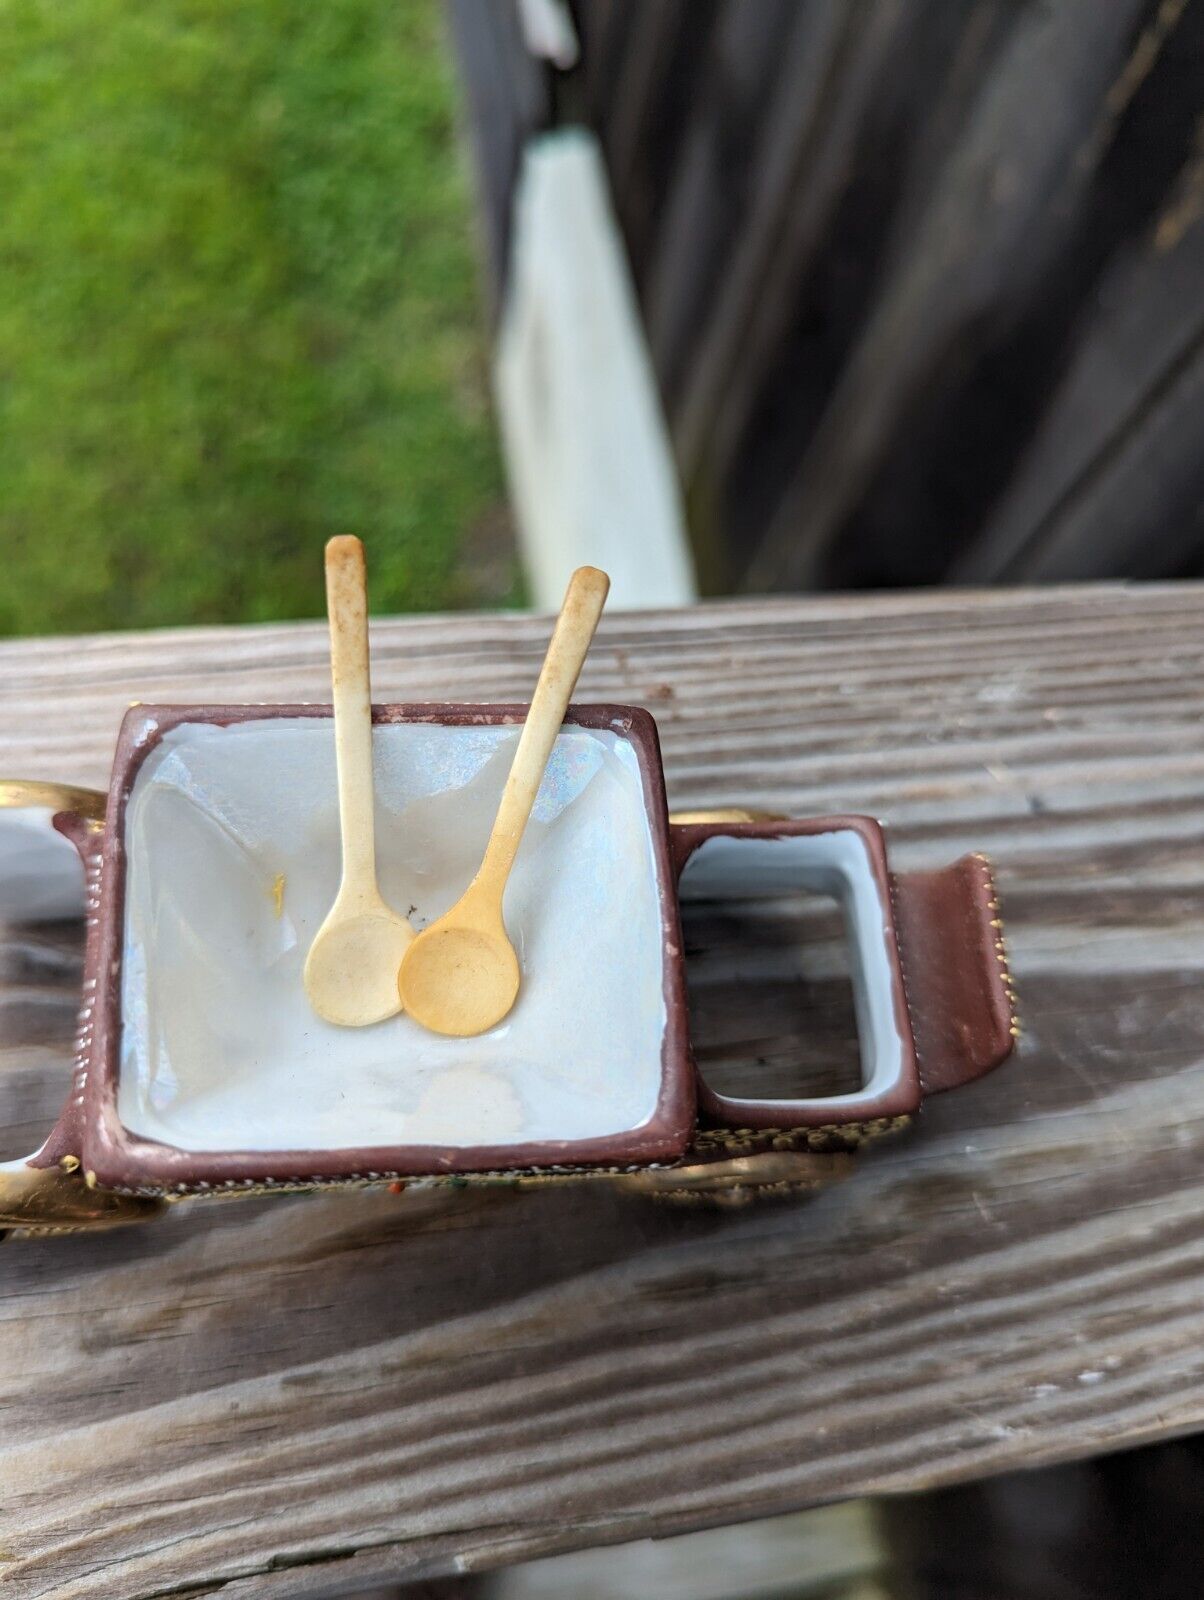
[615,1150,857,1206]
[0,1160,166,1237]
[0,779,106,820]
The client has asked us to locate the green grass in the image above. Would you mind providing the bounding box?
[0,0,514,635]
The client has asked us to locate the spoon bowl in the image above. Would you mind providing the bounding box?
[396,915,519,1038]
[304,903,414,1028]
[397,566,610,1038]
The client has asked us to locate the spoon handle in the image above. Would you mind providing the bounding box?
[325,536,378,905]
[479,566,610,890]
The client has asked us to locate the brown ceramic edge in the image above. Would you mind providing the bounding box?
[26,810,102,1168]
[891,852,1018,1095]
[668,814,923,1130]
[79,702,695,1191]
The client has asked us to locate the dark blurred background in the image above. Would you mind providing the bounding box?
[450,0,1204,598]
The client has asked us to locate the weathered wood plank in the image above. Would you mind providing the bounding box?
[640,0,799,400]
[668,0,873,486]
[951,141,1204,581]
[1005,336,1204,581]
[743,0,1152,590]
[3,583,1204,1597]
[451,0,1204,589]
[443,0,549,308]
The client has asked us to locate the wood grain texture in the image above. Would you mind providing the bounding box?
[443,0,548,308]
[951,129,1204,581]
[454,0,1204,590]
[745,0,1151,590]
[3,584,1204,1598]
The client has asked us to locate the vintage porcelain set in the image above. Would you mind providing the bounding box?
[0,558,1016,1238]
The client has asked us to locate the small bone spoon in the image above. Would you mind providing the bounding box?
[397,565,610,1037]
[304,536,413,1026]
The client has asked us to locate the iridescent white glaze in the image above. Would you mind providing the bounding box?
[118,719,667,1152]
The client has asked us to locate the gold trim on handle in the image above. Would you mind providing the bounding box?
[669,807,784,826]
[0,779,106,821]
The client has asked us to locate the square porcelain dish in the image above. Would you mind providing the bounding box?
[83,703,694,1191]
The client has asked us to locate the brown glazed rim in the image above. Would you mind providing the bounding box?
[671,814,923,1129]
[81,703,696,1191]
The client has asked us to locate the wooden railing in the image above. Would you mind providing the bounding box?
[3,584,1204,1595]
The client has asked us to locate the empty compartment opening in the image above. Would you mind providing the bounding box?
[678,830,906,1107]
[681,885,861,1101]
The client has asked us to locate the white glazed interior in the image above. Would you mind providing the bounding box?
[678,831,906,1109]
[118,718,667,1153]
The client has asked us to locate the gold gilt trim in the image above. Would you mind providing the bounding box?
[668,807,784,825]
[0,779,107,822]
[616,1150,857,1206]
[0,1159,166,1238]
[972,851,1021,1042]
[693,1115,912,1156]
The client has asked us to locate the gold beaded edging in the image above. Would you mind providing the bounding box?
[690,1115,912,1156]
[972,852,1020,1042]
[96,1114,913,1202]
